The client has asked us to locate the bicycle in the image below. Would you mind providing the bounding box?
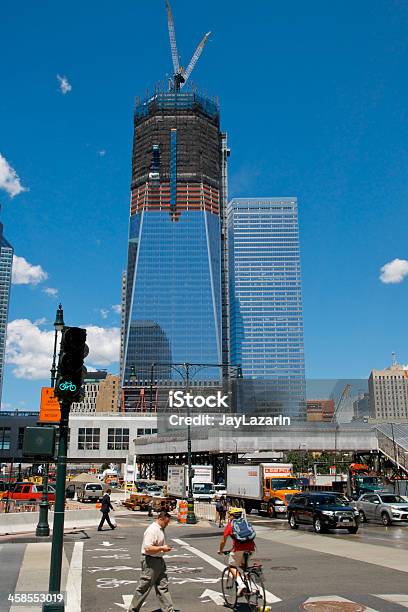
[221,550,266,611]
[58,381,77,392]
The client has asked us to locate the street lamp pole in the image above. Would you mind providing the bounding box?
[36,304,64,538]
[43,399,70,612]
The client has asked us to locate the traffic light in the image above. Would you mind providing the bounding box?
[55,326,88,403]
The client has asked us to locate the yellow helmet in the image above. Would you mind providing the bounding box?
[228,506,243,516]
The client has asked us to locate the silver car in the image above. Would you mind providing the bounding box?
[356,493,408,526]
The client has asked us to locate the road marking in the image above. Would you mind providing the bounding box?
[172,537,281,604]
[114,594,134,609]
[102,541,114,546]
[66,542,83,612]
[93,554,131,559]
[200,588,224,605]
[375,594,408,608]
[302,595,379,611]
[87,547,129,552]
[87,566,141,573]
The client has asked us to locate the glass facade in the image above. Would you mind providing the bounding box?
[124,210,222,382]
[228,198,305,419]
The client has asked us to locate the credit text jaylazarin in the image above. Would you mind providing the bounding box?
[168,414,291,428]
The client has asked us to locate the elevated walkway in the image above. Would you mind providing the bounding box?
[376,423,408,474]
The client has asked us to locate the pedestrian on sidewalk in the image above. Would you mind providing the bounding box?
[216,495,227,527]
[128,511,177,612]
[98,488,116,531]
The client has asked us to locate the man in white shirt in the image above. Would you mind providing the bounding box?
[128,511,177,612]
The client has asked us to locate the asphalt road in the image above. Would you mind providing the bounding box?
[2,511,408,611]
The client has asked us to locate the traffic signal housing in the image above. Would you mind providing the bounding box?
[55,326,87,403]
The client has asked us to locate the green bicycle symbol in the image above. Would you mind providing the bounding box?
[59,381,77,392]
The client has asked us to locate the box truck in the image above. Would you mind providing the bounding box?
[227,463,301,517]
[167,465,214,501]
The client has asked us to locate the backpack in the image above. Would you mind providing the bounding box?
[231,517,256,542]
[216,500,224,512]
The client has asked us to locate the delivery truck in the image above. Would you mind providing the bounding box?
[167,465,214,501]
[227,463,302,517]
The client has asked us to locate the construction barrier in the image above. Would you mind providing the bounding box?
[192,501,217,522]
[95,502,102,509]
[177,500,188,523]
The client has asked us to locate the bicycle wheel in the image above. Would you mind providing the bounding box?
[246,569,266,611]
[221,566,237,608]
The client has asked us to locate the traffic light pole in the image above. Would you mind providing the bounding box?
[43,400,70,612]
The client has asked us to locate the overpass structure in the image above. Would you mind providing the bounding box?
[134,422,378,480]
[376,423,408,475]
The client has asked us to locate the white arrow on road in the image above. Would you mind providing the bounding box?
[200,589,224,606]
[102,541,114,547]
[114,594,134,609]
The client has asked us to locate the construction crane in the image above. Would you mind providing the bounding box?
[331,384,352,422]
[165,0,211,91]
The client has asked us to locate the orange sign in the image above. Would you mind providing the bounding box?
[39,387,61,423]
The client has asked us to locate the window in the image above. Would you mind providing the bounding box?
[0,427,10,450]
[107,428,129,450]
[78,428,100,450]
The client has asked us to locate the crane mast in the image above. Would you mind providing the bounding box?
[165,0,210,91]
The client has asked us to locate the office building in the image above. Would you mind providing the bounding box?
[228,198,305,418]
[121,91,229,388]
[368,363,408,421]
[0,223,13,405]
[71,371,119,414]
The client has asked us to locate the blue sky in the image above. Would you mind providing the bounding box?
[1,0,408,411]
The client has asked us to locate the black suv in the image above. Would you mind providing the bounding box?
[287,492,359,534]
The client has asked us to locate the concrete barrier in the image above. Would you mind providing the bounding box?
[0,508,102,535]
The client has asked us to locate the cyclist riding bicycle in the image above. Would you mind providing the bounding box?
[218,506,256,596]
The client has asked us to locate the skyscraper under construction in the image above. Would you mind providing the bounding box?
[121,4,229,394]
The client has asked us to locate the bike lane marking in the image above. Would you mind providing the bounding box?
[171,537,281,604]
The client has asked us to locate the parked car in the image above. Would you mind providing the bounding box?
[3,482,56,503]
[355,493,408,526]
[287,492,359,534]
[76,482,104,502]
[144,484,163,497]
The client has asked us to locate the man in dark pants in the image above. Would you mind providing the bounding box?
[98,488,116,531]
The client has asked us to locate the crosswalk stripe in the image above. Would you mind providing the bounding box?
[375,594,408,608]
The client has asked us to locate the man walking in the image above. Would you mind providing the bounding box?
[128,511,176,612]
[98,488,116,531]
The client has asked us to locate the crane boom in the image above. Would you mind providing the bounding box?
[332,384,352,422]
[166,0,180,75]
[182,31,211,85]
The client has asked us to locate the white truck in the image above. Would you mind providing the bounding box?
[227,463,302,517]
[167,465,215,501]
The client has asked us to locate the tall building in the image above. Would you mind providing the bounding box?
[368,363,408,421]
[228,198,305,418]
[121,91,229,387]
[0,222,13,405]
[71,371,119,414]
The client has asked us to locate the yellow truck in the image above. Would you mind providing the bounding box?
[227,463,302,518]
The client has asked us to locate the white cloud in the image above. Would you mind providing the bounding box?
[12,255,48,285]
[43,287,58,297]
[100,308,109,319]
[0,153,27,197]
[98,149,106,157]
[380,258,408,284]
[6,319,120,380]
[112,304,121,314]
[57,74,72,95]
[85,325,120,366]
